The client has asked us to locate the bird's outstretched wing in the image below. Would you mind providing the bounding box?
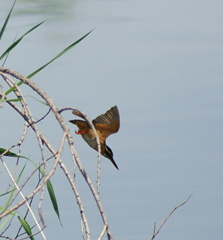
[93,106,120,139]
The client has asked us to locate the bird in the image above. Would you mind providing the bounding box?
[69,106,120,170]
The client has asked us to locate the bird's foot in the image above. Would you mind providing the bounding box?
[75,130,87,135]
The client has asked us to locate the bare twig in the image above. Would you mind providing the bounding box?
[59,107,102,193]
[0,83,4,108]
[150,190,194,240]
[0,68,114,240]
[0,157,47,240]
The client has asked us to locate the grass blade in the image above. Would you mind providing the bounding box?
[18,216,35,240]
[5,165,26,207]
[27,29,93,78]
[0,148,29,160]
[38,167,62,225]
[0,165,26,230]
[0,1,16,41]
[3,30,92,96]
[4,81,23,96]
[0,213,14,230]
[46,180,62,226]
[26,95,48,106]
[0,21,45,61]
[5,97,22,102]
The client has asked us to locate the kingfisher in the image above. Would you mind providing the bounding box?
[69,106,120,170]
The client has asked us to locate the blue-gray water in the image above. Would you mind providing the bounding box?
[1,0,223,239]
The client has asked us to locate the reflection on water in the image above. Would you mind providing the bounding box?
[13,0,75,19]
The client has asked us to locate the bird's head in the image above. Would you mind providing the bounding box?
[103,145,113,160]
[103,145,119,170]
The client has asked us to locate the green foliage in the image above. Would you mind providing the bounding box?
[0,1,93,97]
[0,1,15,41]
[0,165,25,231]
[27,29,93,79]
[18,216,35,240]
[5,165,26,207]
[0,1,92,238]
[0,21,45,62]
[46,179,63,226]
[0,148,29,159]
[38,167,62,225]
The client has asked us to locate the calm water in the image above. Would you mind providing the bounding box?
[1,0,223,239]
